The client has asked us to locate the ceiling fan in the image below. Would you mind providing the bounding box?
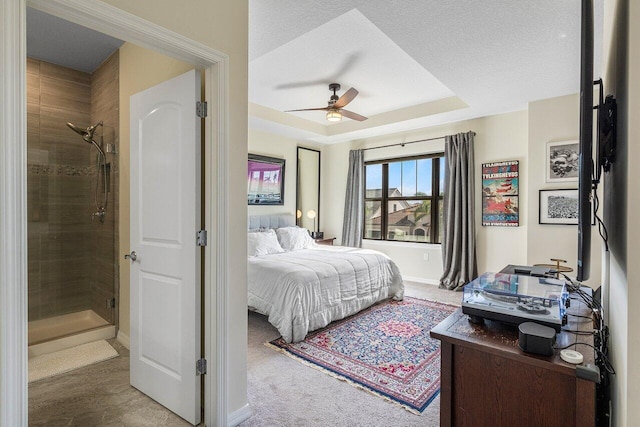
[285,83,368,122]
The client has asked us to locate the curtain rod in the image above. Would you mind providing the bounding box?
[361,135,444,152]
[361,131,476,152]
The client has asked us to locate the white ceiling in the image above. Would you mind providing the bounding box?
[27,8,123,73]
[249,0,604,144]
[25,2,604,145]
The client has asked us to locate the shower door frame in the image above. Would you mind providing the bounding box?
[0,1,234,426]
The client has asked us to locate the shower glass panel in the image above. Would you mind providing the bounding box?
[27,57,119,346]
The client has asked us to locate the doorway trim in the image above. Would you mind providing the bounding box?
[0,1,231,426]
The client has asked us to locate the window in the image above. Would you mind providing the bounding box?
[364,153,444,244]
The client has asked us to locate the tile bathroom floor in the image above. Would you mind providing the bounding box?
[28,339,198,426]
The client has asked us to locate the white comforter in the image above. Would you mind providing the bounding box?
[248,245,404,342]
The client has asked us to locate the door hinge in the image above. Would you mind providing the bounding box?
[106,298,116,309]
[196,101,208,118]
[196,358,207,375]
[196,229,207,247]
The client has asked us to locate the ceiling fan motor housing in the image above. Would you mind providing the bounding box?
[328,83,341,105]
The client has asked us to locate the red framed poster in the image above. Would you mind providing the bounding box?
[482,160,519,226]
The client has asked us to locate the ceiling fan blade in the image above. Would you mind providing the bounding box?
[334,87,359,109]
[284,107,330,112]
[341,109,368,121]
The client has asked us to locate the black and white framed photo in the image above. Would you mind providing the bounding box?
[539,189,579,225]
[546,140,579,183]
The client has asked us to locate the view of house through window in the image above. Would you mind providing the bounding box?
[364,154,444,244]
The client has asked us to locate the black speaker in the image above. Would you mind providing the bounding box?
[518,322,556,356]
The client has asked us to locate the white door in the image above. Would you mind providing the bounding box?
[128,69,202,425]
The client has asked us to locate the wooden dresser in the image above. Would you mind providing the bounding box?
[430,290,597,426]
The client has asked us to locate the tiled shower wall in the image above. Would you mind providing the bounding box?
[90,51,119,324]
[27,56,119,324]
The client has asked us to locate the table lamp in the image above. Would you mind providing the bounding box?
[307,210,322,239]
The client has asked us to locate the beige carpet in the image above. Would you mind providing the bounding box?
[241,282,461,427]
[29,340,118,383]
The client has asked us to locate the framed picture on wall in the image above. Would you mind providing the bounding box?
[481,160,519,226]
[247,154,285,205]
[539,189,579,224]
[546,140,579,183]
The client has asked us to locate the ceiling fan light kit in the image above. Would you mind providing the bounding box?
[285,83,368,122]
[326,109,342,122]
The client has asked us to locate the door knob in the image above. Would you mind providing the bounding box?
[124,251,137,261]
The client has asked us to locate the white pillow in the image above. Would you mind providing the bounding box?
[275,226,315,251]
[247,229,285,257]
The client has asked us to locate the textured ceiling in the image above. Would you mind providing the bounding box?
[25,2,604,144]
[249,0,604,144]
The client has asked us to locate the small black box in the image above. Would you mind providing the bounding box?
[518,322,556,356]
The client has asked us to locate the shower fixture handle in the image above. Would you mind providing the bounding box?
[124,251,137,262]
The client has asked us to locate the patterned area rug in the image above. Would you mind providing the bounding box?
[268,297,457,413]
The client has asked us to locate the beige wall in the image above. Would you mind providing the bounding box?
[117,42,194,343]
[323,110,529,283]
[527,94,602,288]
[103,0,249,414]
[626,0,640,419]
[247,129,300,218]
[603,0,639,424]
[321,111,528,283]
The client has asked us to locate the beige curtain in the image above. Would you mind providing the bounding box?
[440,131,477,290]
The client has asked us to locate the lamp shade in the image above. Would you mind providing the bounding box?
[326,109,342,122]
[307,209,317,219]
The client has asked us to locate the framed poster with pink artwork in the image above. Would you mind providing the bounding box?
[247,154,285,205]
[481,160,519,226]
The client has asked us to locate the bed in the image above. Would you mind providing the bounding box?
[247,214,404,342]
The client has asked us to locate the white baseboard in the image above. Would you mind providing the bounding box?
[228,404,252,427]
[116,331,130,350]
[402,276,440,286]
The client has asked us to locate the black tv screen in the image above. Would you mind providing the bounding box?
[577,0,594,282]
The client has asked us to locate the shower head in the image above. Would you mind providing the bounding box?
[66,121,105,156]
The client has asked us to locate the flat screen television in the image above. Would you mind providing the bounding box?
[577,0,594,282]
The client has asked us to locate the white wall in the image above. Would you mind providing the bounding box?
[323,110,529,283]
[527,94,602,288]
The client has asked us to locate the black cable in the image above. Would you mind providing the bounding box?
[592,191,610,251]
[567,313,594,320]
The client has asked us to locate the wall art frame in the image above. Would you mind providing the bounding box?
[546,140,579,183]
[481,160,519,226]
[247,154,285,205]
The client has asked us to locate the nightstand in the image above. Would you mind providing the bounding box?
[314,237,336,246]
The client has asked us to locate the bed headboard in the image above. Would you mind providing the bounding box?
[248,214,295,230]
